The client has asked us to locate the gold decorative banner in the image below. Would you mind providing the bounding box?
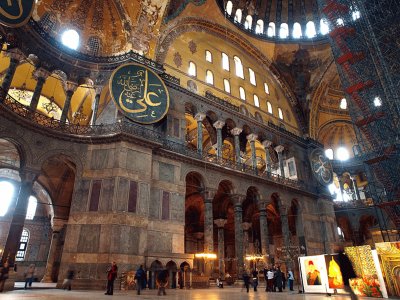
[109,63,169,124]
[0,0,35,28]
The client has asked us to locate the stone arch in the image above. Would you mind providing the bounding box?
[242,186,262,256]
[36,148,83,177]
[166,260,178,288]
[0,136,32,171]
[149,260,164,289]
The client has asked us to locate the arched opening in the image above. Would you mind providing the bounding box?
[234,9,242,23]
[225,1,233,15]
[267,22,275,37]
[166,261,178,288]
[149,260,164,289]
[279,23,289,38]
[306,21,316,38]
[293,22,302,38]
[179,262,191,288]
[244,15,252,30]
[234,56,244,79]
[256,20,264,34]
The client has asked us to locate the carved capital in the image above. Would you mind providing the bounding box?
[246,133,258,142]
[7,48,24,62]
[203,189,216,202]
[64,81,78,93]
[213,120,225,129]
[231,127,243,136]
[274,145,284,153]
[214,218,227,228]
[194,113,206,122]
[94,86,103,95]
[52,218,66,232]
[231,194,245,205]
[33,68,50,81]
[262,140,273,148]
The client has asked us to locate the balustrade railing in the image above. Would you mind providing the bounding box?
[0,92,308,192]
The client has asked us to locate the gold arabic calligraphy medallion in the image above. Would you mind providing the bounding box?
[110,63,170,124]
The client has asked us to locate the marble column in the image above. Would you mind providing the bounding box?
[350,175,361,201]
[231,127,242,164]
[213,120,225,159]
[0,49,24,101]
[276,196,291,268]
[275,145,285,178]
[90,87,102,125]
[42,219,66,282]
[247,133,258,172]
[233,198,244,276]
[203,190,215,254]
[214,218,227,276]
[259,207,270,261]
[262,140,272,174]
[193,232,204,274]
[242,222,252,255]
[195,113,206,156]
[29,68,50,112]
[60,81,77,124]
[338,174,345,201]
[1,170,36,265]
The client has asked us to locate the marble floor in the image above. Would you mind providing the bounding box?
[0,287,386,300]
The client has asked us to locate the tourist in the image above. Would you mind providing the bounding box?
[252,269,258,291]
[275,266,283,292]
[135,265,145,295]
[157,269,169,296]
[62,269,75,291]
[266,268,274,292]
[0,261,10,293]
[105,261,118,295]
[24,264,36,289]
[242,270,250,293]
[287,269,295,291]
[216,277,223,288]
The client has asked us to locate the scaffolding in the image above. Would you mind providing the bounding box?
[318,0,400,241]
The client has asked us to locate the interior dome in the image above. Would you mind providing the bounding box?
[31,0,169,56]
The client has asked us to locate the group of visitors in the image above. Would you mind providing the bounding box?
[0,261,37,293]
[264,265,295,292]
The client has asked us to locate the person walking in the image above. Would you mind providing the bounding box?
[24,264,36,289]
[105,261,118,295]
[275,267,283,292]
[252,269,258,292]
[135,265,145,295]
[157,269,169,296]
[62,269,75,291]
[266,268,274,292]
[287,269,295,291]
[243,271,250,293]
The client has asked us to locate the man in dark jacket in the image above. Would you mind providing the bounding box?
[135,265,145,295]
[275,267,283,292]
[105,261,118,295]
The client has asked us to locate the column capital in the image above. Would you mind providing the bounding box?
[213,120,225,129]
[231,127,243,136]
[242,222,252,231]
[20,168,39,182]
[52,218,66,232]
[246,133,258,142]
[63,81,78,93]
[33,67,50,81]
[262,140,273,148]
[214,218,227,228]
[194,113,206,122]
[231,194,245,205]
[94,86,103,95]
[203,189,216,202]
[274,145,284,153]
[6,48,24,62]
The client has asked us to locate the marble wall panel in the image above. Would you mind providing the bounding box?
[159,162,175,183]
[77,224,100,253]
[149,187,160,219]
[126,149,151,176]
[147,231,172,253]
[99,225,112,253]
[71,179,90,212]
[90,149,109,170]
[116,177,129,212]
[138,183,149,215]
[99,178,114,211]
[170,193,184,222]
[63,224,81,252]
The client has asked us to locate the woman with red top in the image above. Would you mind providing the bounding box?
[105,261,118,295]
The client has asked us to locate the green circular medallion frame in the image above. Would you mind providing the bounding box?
[0,0,35,28]
[109,63,170,124]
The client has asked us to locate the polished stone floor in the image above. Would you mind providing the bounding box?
[0,287,386,300]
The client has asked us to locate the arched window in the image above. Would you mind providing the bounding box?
[352,10,360,20]
[205,50,212,62]
[336,147,350,161]
[320,19,329,35]
[279,23,289,38]
[306,21,316,38]
[61,29,80,50]
[234,9,242,23]
[0,181,14,216]
[325,148,334,160]
[337,18,344,26]
[234,56,244,78]
[267,22,276,37]
[40,12,57,33]
[340,98,347,109]
[337,227,345,241]
[253,94,259,107]
[256,20,264,34]
[16,229,29,261]
[245,15,252,30]
[374,96,382,107]
[206,70,214,85]
[239,87,246,100]
[223,79,231,93]
[188,61,196,77]
[267,101,273,114]
[249,68,256,85]
[222,52,230,71]
[26,196,37,220]
[226,1,233,15]
[87,36,101,56]
[264,82,269,94]
[293,22,302,38]
[278,107,284,119]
